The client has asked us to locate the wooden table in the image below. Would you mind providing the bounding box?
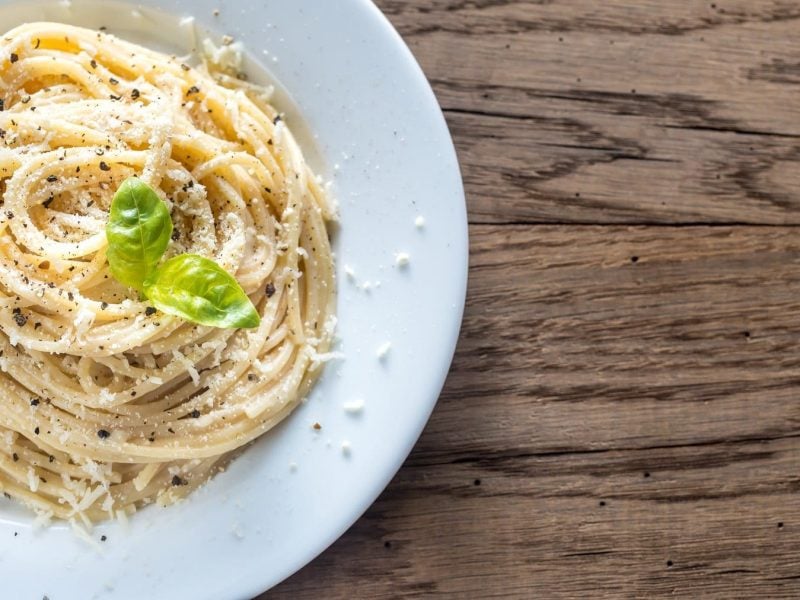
[268,1,800,597]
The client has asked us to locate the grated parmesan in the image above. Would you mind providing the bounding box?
[343,398,365,415]
[376,342,392,360]
[395,252,411,268]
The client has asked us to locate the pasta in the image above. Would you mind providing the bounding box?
[0,22,336,524]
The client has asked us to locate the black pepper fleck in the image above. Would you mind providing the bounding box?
[97,429,110,439]
[12,310,27,327]
[145,306,157,316]
[266,282,276,298]
[99,161,110,171]
[9,53,17,63]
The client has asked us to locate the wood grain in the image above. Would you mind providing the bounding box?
[392,0,800,224]
[266,1,800,598]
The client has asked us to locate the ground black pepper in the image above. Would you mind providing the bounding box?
[266,282,276,297]
[145,306,157,316]
[97,429,111,439]
[99,161,110,171]
[9,53,17,63]
[12,308,26,327]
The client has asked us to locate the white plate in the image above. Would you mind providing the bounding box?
[0,1,467,598]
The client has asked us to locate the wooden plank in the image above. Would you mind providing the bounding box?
[378,0,800,224]
[269,225,800,597]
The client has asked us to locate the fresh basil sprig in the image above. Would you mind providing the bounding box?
[143,254,261,329]
[105,177,260,329]
[106,177,172,291]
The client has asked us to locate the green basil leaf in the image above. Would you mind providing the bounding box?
[144,254,261,329]
[106,177,173,291]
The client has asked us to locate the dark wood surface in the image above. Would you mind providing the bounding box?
[267,1,800,597]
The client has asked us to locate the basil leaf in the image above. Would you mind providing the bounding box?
[144,254,261,329]
[106,177,172,291]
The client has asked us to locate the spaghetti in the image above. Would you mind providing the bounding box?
[0,22,336,525]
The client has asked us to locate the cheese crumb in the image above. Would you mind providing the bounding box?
[343,398,365,415]
[341,440,352,455]
[395,252,410,268]
[376,342,391,360]
[415,216,426,229]
[344,265,356,281]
